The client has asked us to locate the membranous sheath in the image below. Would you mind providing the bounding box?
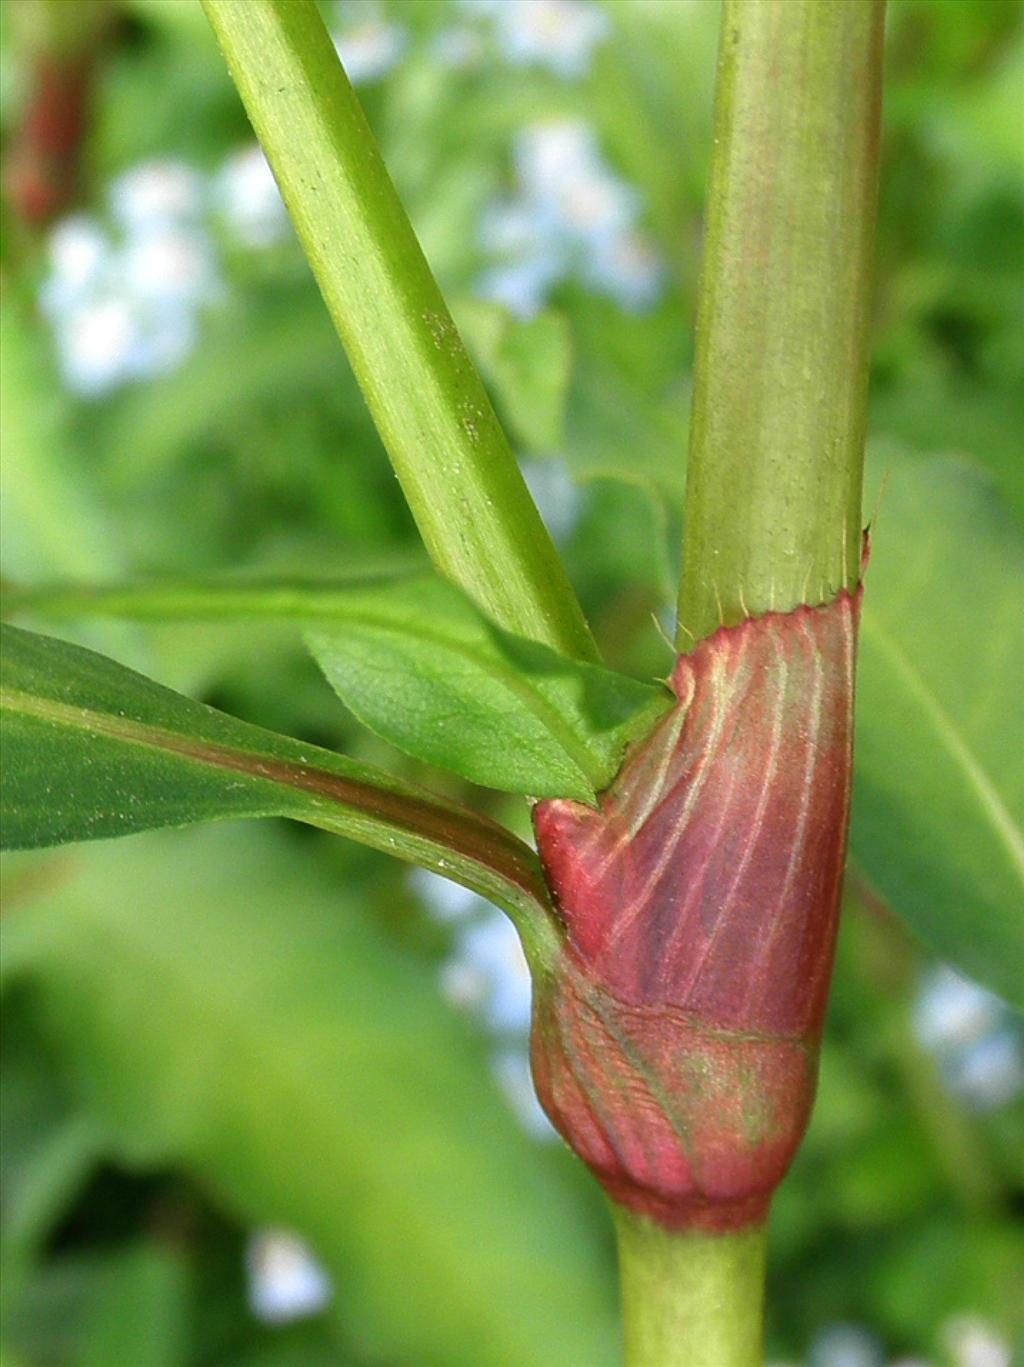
[532,586,861,1230]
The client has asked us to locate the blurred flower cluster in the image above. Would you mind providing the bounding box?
[477,118,664,317]
[914,965,1024,1110]
[37,5,410,402]
[458,0,610,79]
[332,0,408,83]
[40,162,220,397]
[332,0,618,84]
[39,3,661,400]
[39,149,290,398]
[771,1314,1013,1367]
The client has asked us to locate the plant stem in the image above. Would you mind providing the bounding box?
[613,1208,767,1367]
[202,0,597,663]
[644,1,885,1356]
[678,0,885,646]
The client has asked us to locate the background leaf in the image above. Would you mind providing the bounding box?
[308,574,670,800]
[453,297,572,454]
[853,453,1024,1006]
[0,826,619,1367]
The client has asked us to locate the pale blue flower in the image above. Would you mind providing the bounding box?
[121,225,219,305]
[913,964,1022,1109]
[409,867,485,923]
[581,228,666,310]
[41,160,222,397]
[477,119,665,315]
[479,195,562,260]
[213,143,289,248]
[476,253,565,319]
[127,304,199,380]
[522,457,582,541]
[54,292,146,396]
[513,119,602,202]
[109,159,204,230]
[491,0,610,79]
[246,1229,332,1324]
[492,1047,557,1140]
[942,1316,1012,1367]
[950,1028,1024,1111]
[809,1324,885,1367]
[332,4,407,84]
[441,910,533,1034]
[913,965,1003,1053]
[40,215,108,315]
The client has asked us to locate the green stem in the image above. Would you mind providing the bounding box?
[201,0,597,662]
[614,1208,767,1367]
[678,0,885,645]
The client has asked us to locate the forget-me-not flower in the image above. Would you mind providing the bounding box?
[477,118,664,317]
[332,2,408,83]
[213,144,289,248]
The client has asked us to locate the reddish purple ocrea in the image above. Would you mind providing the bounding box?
[532,588,861,1231]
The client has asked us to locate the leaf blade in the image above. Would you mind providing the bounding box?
[0,625,551,942]
[306,576,671,800]
[853,454,1024,1005]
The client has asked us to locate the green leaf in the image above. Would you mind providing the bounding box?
[853,454,1024,1005]
[0,625,552,945]
[306,576,671,801]
[1,827,619,1367]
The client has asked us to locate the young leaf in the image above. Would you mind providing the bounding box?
[853,454,1024,1006]
[306,576,672,801]
[0,625,552,945]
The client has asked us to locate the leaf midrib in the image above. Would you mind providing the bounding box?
[0,686,548,913]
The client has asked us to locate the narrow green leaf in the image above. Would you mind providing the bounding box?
[3,572,423,624]
[854,454,1024,1006]
[1,827,619,1367]
[0,626,552,948]
[201,0,597,662]
[306,577,671,801]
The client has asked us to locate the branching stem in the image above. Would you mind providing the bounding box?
[202,0,597,662]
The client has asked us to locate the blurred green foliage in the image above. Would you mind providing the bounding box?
[1,1,1022,1364]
